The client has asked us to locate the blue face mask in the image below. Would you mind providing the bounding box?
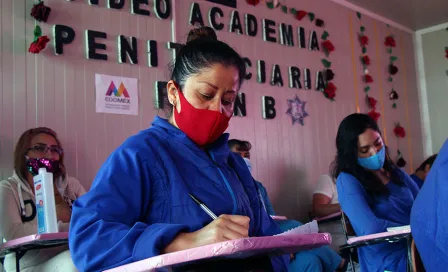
[357,145,386,170]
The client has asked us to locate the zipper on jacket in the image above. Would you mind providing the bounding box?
[209,151,237,215]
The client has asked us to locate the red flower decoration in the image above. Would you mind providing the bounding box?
[296,11,307,21]
[322,40,335,53]
[368,110,381,122]
[389,64,398,75]
[359,35,369,46]
[324,82,337,99]
[364,74,373,83]
[30,2,52,23]
[397,156,407,167]
[445,48,448,59]
[389,90,399,100]
[361,55,370,66]
[394,124,406,138]
[385,36,396,47]
[367,96,377,109]
[28,36,50,54]
[246,0,261,6]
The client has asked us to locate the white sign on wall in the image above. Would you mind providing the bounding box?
[95,74,139,115]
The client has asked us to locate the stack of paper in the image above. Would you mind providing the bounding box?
[275,220,319,236]
[387,225,411,232]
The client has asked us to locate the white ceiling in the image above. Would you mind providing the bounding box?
[345,0,448,30]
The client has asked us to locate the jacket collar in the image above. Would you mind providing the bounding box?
[151,116,231,165]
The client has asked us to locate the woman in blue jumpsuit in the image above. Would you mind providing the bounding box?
[68,26,288,272]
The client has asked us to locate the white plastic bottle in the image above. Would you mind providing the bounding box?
[33,168,58,234]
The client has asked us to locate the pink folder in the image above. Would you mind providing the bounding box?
[105,233,331,272]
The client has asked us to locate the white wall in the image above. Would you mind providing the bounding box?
[416,23,448,156]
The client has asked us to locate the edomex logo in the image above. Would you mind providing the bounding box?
[105,81,130,103]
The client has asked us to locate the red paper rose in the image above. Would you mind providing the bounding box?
[394,124,406,138]
[322,40,335,53]
[367,96,377,109]
[28,36,50,54]
[397,156,407,167]
[296,10,307,21]
[324,82,337,99]
[389,64,398,75]
[359,35,369,46]
[364,74,373,83]
[385,36,396,47]
[361,55,370,66]
[30,2,52,23]
[246,0,260,6]
[389,90,399,100]
[368,110,381,122]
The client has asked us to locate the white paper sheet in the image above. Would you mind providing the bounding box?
[275,220,319,236]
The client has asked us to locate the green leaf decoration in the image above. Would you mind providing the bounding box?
[321,31,329,40]
[388,77,393,82]
[445,46,448,50]
[392,103,397,109]
[290,8,297,14]
[362,47,367,54]
[387,48,392,54]
[308,12,315,22]
[360,26,365,32]
[321,59,332,68]
[390,56,398,62]
[266,2,275,9]
[364,86,371,92]
[34,25,42,38]
[356,12,361,19]
[281,5,288,13]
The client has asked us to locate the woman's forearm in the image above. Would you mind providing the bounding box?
[313,203,341,218]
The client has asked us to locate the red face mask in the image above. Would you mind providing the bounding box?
[174,90,231,147]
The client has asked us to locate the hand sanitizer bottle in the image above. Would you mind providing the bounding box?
[33,168,58,234]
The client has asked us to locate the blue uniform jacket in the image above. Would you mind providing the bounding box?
[69,117,288,271]
[337,169,418,272]
[411,139,448,272]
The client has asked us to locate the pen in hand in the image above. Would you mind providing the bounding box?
[189,193,218,220]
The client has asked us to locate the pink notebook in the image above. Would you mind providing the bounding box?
[105,232,331,272]
[316,212,342,222]
[0,232,69,250]
[347,229,411,244]
[270,215,288,220]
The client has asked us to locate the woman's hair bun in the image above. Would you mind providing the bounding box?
[186,26,218,44]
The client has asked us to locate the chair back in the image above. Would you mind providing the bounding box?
[341,212,356,238]
[411,239,425,272]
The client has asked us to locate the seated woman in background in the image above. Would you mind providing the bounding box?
[333,113,419,272]
[229,139,348,272]
[69,27,288,272]
[312,174,345,252]
[411,139,448,271]
[410,154,438,189]
[0,127,85,272]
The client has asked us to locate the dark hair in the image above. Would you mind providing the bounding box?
[14,127,66,182]
[167,27,246,112]
[228,139,252,151]
[416,154,438,172]
[332,113,402,195]
[228,139,241,150]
